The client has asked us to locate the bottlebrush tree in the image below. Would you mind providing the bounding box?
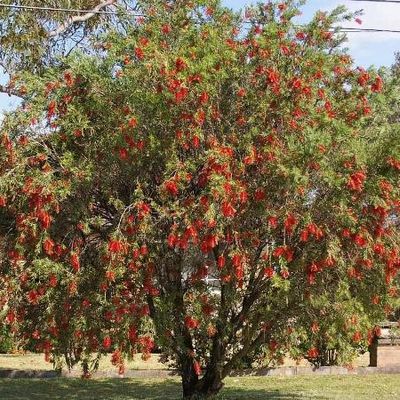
[0,0,399,398]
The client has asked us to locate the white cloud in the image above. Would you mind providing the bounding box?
[313,0,400,66]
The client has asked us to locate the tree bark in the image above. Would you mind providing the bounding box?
[181,337,225,399]
[181,356,200,399]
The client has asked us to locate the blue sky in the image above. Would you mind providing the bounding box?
[1,0,399,114]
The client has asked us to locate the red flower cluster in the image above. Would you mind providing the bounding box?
[185,316,200,330]
[347,170,366,192]
[108,239,125,253]
[165,180,179,197]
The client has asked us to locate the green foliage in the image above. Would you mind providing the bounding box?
[0,0,399,398]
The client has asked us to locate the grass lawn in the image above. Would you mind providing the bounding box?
[0,352,370,371]
[0,353,165,371]
[0,375,399,400]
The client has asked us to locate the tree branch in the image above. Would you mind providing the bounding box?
[48,0,117,38]
[0,83,24,99]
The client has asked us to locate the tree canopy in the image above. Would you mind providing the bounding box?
[0,1,399,398]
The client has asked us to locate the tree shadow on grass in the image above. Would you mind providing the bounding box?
[0,378,328,400]
[216,386,327,400]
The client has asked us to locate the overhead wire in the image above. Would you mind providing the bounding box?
[0,2,399,34]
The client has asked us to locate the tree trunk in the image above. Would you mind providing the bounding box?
[181,357,199,399]
[182,364,224,399]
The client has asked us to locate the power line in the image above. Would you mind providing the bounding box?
[0,3,144,16]
[0,3,399,34]
[340,27,400,33]
[351,0,400,3]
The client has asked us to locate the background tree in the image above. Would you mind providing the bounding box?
[0,0,399,398]
[0,0,140,96]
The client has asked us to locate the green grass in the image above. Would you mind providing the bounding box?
[0,353,165,371]
[0,352,370,371]
[0,375,399,400]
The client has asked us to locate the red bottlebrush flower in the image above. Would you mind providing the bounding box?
[353,234,367,247]
[140,244,148,255]
[47,100,57,119]
[284,247,294,263]
[237,87,246,97]
[264,267,274,278]
[311,322,320,334]
[254,188,265,201]
[371,76,383,93]
[324,256,335,267]
[268,216,278,228]
[355,18,362,25]
[284,214,297,234]
[221,201,236,218]
[43,238,55,255]
[165,180,178,197]
[185,316,200,330]
[175,57,187,72]
[192,135,200,148]
[347,170,366,192]
[352,331,362,343]
[371,295,380,305]
[103,336,112,350]
[162,24,172,34]
[139,37,149,47]
[300,229,309,242]
[37,210,51,229]
[128,326,137,342]
[266,68,280,85]
[307,347,319,359]
[232,254,243,267]
[111,349,122,366]
[0,196,6,207]
[175,87,189,103]
[82,299,91,308]
[193,360,201,376]
[358,70,370,87]
[342,228,351,238]
[373,243,385,256]
[135,47,144,60]
[217,255,225,270]
[49,274,58,288]
[273,246,286,258]
[105,270,115,282]
[291,77,302,90]
[205,6,214,16]
[280,46,290,56]
[278,3,287,11]
[168,233,177,248]
[108,239,125,253]
[6,311,15,324]
[27,290,39,305]
[128,117,138,128]
[32,330,41,340]
[281,268,290,279]
[70,253,80,272]
[119,148,128,160]
[64,71,75,86]
[198,92,209,105]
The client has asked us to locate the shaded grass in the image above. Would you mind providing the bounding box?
[0,374,399,400]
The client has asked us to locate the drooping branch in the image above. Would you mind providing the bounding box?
[0,83,24,99]
[48,0,117,38]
